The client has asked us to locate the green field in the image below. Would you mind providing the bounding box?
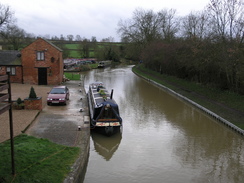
[64,44,79,49]
[0,134,80,183]
[64,72,80,80]
[68,50,81,58]
[65,49,95,58]
[57,41,122,58]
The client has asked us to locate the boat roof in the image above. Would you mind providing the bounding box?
[89,82,118,107]
[90,82,103,87]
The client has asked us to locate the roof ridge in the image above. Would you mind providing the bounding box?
[40,38,63,52]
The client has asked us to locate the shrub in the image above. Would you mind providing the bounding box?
[29,86,37,99]
[14,97,24,109]
[79,65,91,71]
[16,97,22,105]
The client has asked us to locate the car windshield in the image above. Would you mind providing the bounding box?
[50,88,66,94]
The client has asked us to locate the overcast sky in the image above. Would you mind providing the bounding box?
[1,0,210,41]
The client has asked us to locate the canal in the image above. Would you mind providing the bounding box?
[83,65,244,183]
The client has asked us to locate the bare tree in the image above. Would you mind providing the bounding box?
[158,9,178,41]
[117,8,162,60]
[60,34,65,40]
[91,36,97,42]
[182,12,199,39]
[0,3,14,29]
[51,35,60,40]
[181,11,208,40]
[101,36,114,42]
[226,0,243,41]
[207,0,244,41]
[235,18,244,45]
[67,34,74,41]
[118,8,179,44]
[206,0,244,92]
[90,36,97,54]
[78,39,90,58]
[117,8,161,44]
[0,24,26,50]
[75,34,82,41]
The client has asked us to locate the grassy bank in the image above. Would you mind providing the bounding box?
[64,72,81,80]
[64,64,98,77]
[0,134,80,183]
[133,64,244,130]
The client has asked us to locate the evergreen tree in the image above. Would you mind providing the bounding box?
[29,86,37,98]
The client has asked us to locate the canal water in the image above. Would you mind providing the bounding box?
[83,65,244,183]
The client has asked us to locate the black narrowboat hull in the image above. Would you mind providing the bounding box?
[87,82,122,136]
[90,124,122,136]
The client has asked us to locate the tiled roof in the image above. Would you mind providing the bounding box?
[0,50,22,65]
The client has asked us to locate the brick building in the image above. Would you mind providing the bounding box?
[0,50,23,83]
[21,38,63,85]
[0,38,63,85]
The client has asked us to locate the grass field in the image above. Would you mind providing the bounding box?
[64,44,79,49]
[64,72,80,80]
[60,41,122,58]
[66,50,95,58]
[0,134,80,183]
[68,50,81,58]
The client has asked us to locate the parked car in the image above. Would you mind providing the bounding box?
[47,86,69,105]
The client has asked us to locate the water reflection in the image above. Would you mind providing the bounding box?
[90,131,122,161]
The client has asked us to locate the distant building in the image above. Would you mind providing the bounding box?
[0,50,23,83]
[0,38,63,85]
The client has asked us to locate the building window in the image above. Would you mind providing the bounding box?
[6,67,10,72]
[6,67,16,75]
[36,51,45,60]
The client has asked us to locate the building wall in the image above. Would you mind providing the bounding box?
[0,66,23,83]
[21,38,63,85]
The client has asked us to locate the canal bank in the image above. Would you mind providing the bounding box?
[24,80,90,183]
[133,66,244,136]
[0,80,90,182]
[62,83,90,183]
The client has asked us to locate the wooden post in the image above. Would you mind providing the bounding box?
[7,72,15,175]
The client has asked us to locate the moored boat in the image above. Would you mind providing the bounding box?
[87,82,122,136]
[97,61,111,68]
[97,62,105,68]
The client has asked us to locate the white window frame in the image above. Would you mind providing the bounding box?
[6,67,16,75]
[11,67,16,75]
[36,51,45,61]
[6,67,11,72]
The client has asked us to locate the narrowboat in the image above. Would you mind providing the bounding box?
[97,61,111,68]
[87,82,122,136]
[97,62,105,68]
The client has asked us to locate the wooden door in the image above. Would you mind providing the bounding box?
[38,68,47,85]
